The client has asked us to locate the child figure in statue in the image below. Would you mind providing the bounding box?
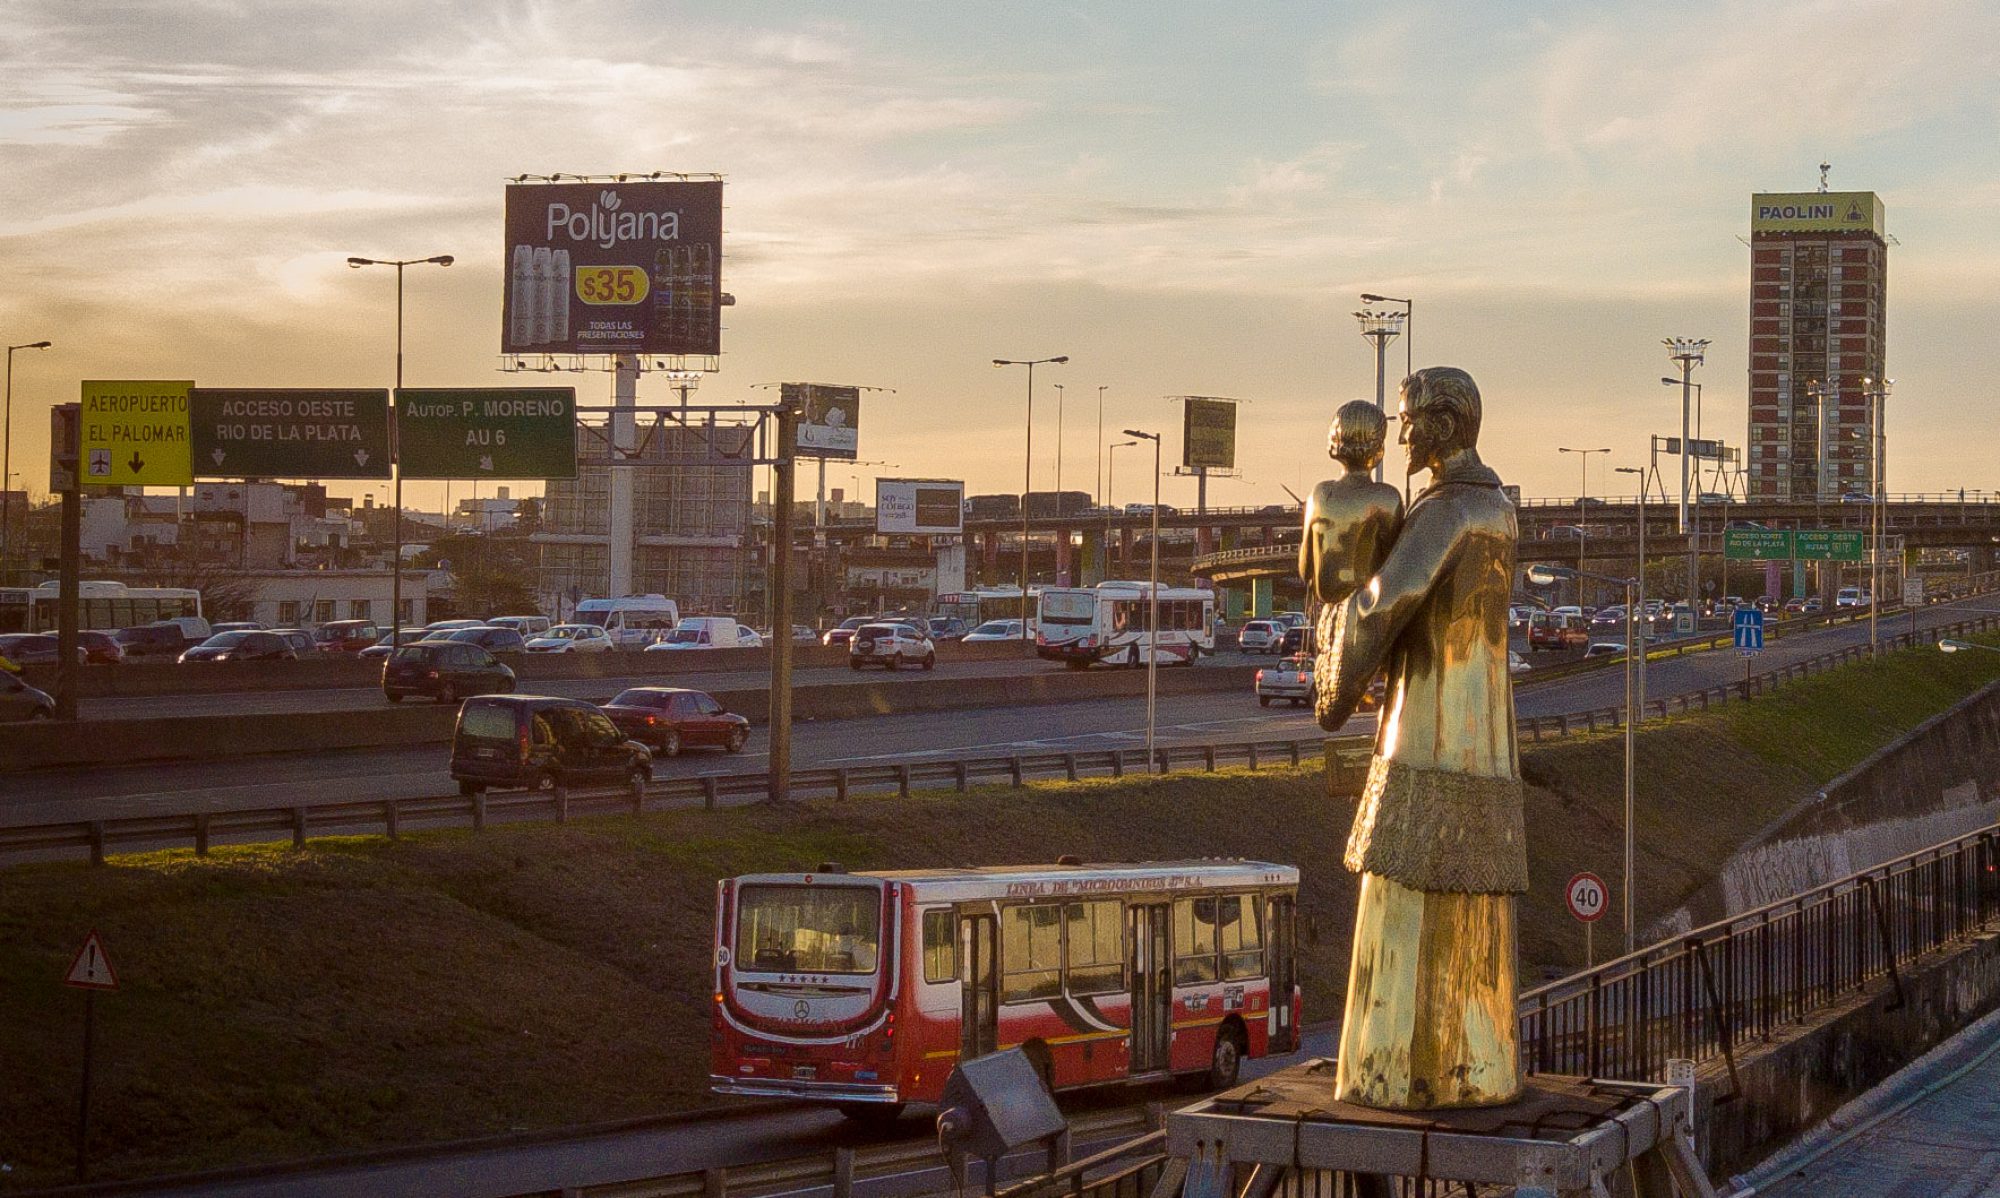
[1301,401,1404,729]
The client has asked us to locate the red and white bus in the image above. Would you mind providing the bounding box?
[710,859,1301,1117]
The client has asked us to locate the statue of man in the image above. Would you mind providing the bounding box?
[1314,366,1524,1110]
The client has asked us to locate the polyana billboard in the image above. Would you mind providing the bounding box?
[876,479,964,535]
[503,180,723,357]
[1182,397,1237,470]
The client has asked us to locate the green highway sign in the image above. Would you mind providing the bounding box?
[191,389,391,479]
[395,388,577,480]
[1723,529,1793,560]
[1794,529,1866,561]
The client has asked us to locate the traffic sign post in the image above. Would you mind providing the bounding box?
[1733,608,1765,656]
[63,930,118,1183]
[79,381,193,487]
[1566,872,1608,966]
[191,388,391,479]
[394,387,577,480]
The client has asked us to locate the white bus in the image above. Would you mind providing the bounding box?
[1035,581,1216,669]
[572,594,681,649]
[0,581,204,635]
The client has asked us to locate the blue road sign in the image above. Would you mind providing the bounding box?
[1734,608,1765,655]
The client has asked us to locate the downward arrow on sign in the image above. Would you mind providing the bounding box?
[355,449,370,468]
[211,449,227,465]
[127,451,145,474]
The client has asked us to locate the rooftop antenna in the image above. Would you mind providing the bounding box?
[1817,161,1832,192]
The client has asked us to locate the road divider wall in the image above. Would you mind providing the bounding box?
[0,663,1260,773]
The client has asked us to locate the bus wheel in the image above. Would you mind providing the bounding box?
[837,1102,906,1124]
[1205,1025,1245,1090]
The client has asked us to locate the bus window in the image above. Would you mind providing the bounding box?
[1064,901,1123,995]
[1219,895,1264,979]
[922,909,955,984]
[1001,904,1062,1001]
[734,884,881,975]
[1173,897,1219,984]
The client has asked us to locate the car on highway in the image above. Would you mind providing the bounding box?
[0,633,86,667]
[0,671,54,721]
[1509,649,1531,676]
[821,616,872,649]
[524,624,616,654]
[272,629,320,658]
[311,620,380,655]
[449,694,651,799]
[849,622,935,670]
[425,618,487,633]
[358,629,430,660]
[1803,598,1825,614]
[488,615,552,637]
[962,618,1027,642]
[1590,605,1627,629]
[1279,625,1314,656]
[644,616,760,651]
[79,631,124,665]
[1272,611,1308,630]
[599,686,751,756]
[1836,586,1865,608]
[1527,610,1588,651]
[113,621,201,662]
[439,625,528,657]
[925,616,970,641]
[179,630,299,663]
[210,621,269,634]
[1583,641,1626,659]
[1238,619,1284,654]
[382,641,516,704]
[1255,654,1313,707]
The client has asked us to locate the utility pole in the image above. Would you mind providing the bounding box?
[768,396,801,803]
[1665,338,1709,610]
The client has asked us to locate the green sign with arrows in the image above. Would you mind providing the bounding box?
[1723,529,1792,560]
[1793,529,1866,561]
[1721,528,1867,561]
[191,389,392,479]
[394,388,577,480]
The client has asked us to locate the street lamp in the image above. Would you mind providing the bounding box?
[2,339,53,578]
[1354,310,1407,483]
[994,356,1068,649]
[1664,339,1709,612]
[1940,639,2000,655]
[1106,439,1137,575]
[1863,377,1895,658]
[349,254,454,647]
[1124,428,1163,762]
[1359,292,1414,383]
[1558,447,1610,606]
[1053,383,1065,500]
[1528,560,1642,954]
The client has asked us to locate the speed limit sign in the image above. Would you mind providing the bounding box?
[1566,872,1609,924]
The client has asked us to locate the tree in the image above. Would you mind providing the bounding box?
[417,533,537,618]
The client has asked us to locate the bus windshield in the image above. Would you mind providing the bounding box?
[1040,591,1097,625]
[573,609,610,627]
[736,884,881,974]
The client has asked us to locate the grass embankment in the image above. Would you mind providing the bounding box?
[1,636,1995,1187]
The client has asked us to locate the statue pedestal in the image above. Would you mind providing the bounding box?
[1166,1063,1719,1198]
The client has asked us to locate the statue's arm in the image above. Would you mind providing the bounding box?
[1317,502,1462,731]
[1297,491,1323,599]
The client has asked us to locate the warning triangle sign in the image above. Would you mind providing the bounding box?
[63,931,118,991]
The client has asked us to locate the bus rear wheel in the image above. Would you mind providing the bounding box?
[837,1102,906,1124]
[1205,1025,1245,1091]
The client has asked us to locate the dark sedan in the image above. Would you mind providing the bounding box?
[358,629,431,660]
[442,625,528,656]
[80,631,125,665]
[383,642,515,704]
[179,630,298,663]
[0,633,86,667]
[599,687,751,757]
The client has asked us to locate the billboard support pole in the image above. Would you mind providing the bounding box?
[56,474,80,720]
[609,355,639,599]
[769,397,801,804]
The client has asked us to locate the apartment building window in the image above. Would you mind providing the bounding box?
[278,601,301,625]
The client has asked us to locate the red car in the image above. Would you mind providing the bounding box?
[599,687,750,757]
[80,631,125,665]
[313,620,381,655]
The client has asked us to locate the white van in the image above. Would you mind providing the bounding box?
[572,595,680,649]
[644,616,759,651]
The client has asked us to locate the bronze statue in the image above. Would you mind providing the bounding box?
[1300,400,1405,609]
[1309,367,1524,1110]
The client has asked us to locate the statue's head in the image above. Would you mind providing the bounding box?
[1397,367,1482,475]
[1328,400,1388,473]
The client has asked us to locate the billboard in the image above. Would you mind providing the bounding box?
[1751,191,1883,236]
[502,180,722,357]
[1182,397,1237,470]
[788,383,860,460]
[876,478,965,535]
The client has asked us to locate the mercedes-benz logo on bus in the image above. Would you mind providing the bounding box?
[794,999,811,1019]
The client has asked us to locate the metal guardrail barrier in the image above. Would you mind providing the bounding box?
[1519,823,2000,1087]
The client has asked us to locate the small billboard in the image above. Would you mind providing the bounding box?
[877,478,964,535]
[789,383,860,460]
[502,179,723,358]
[1182,397,1237,470]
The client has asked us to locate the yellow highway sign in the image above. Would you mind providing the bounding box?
[80,380,194,486]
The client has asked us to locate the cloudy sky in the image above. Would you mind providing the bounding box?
[4,0,1998,514]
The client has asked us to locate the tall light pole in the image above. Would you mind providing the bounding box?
[1125,428,1163,761]
[1863,377,1894,657]
[1053,382,1065,501]
[2,339,53,579]
[350,254,454,647]
[1664,339,1709,610]
[1558,446,1610,606]
[1614,465,1648,952]
[1359,292,1413,383]
[994,356,1068,649]
[1531,562,1641,952]
[1354,310,1406,483]
[1106,439,1137,576]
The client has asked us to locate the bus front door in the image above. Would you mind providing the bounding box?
[1127,903,1171,1074]
[959,913,998,1061]
[1267,895,1298,1054]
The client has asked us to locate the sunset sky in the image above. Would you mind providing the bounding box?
[5,0,1998,515]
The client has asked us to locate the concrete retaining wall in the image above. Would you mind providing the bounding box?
[0,664,1259,772]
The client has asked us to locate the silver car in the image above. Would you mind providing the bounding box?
[848,623,936,671]
[1256,654,1314,707]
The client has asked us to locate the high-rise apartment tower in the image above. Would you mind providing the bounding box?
[1746,188,1887,500]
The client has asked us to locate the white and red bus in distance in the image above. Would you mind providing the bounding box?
[1034,582,1216,669]
[710,859,1301,1117]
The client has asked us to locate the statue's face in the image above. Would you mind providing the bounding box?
[1397,393,1450,475]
